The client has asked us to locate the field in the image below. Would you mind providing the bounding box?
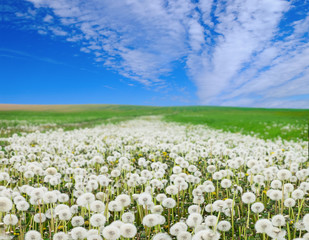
[0,104,308,240]
[0,104,308,142]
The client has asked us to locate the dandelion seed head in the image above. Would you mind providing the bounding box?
[0,197,13,212]
[255,219,272,233]
[102,225,120,240]
[25,230,42,240]
[120,223,137,238]
[3,214,18,225]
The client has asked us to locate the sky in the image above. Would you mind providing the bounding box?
[1,0,309,108]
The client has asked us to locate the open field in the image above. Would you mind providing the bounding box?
[0,118,308,240]
[0,107,308,240]
[0,104,308,142]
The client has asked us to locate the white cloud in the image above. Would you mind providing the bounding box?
[24,0,195,86]
[49,27,67,36]
[13,0,309,107]
[43,14,53,23]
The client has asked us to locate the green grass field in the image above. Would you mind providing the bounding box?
[0,104,308,144]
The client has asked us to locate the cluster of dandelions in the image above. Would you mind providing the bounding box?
[0,119,308,240]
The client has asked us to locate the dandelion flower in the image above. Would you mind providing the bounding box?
[102,225,120,240]
[269,190,282,201]
[3,214,18,225]
[120,223,137,238]
[221,179,232,189]
[116,194,131,208]
[272,214,286,227]
[284,198,296,208]
[90,200,105,213]
[177,232,192,240]
[241,192,256,204]
[277,169,291,180]
[121,212,135,223]
[90,214,106,227]
[58,209,72,221]
[108,200,122,212]
[138,193,152,205]
[303,214,309,231]
[142,214,160,227]
[192,229,220,240]
[186,213,203,227]
[71,216,85,227]
[267,227,286,239]
[152,233,172,240]
[43,191,58,203]
[217,221,231,232]
[151,205,164,214]
[0,197,13,212]
[77,193,95,207]
[25,230,42,240]
[292,189,305,200]
[162,198,176,208]
[255,219,272,233]
[71,227,87,240]
[251,202,264,213]
[53,232,69,240]
[205,215,217,227]
[188,205,201,214]
[34,213,46,223]
[170,222,188,236]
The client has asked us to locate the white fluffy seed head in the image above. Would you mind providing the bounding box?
[303,214,309,231]
[116,194,131,207]
[0,197,13,212]
[170,222,188,236]
[16,201,29,211]
[269,190,282,201]
[33,213,46,223]
[90,200,105,213]
[25,230,42,240]
[192,229,220,240]
[53,232,69,240]
[152,233,172,240]
[120,223,137,238]
[121,212,135,223]
[102,225,120,240]
[177,231,192,240]
[70,227,87,240]
[142,214,160,227]
[3,214,18,225]
[255,219,272,233]
[284,198,296,208]
[292,189,305,200]
[205,215,217,227]
[90,214,106,227]
[186,213,203,227]
[58,209,72,221]
[162,198,176,208]
[241,192,256,204]
[151,205,164,214]
[251,202,264,213]
[217,221,231,232]
[71,216,84,227]
[138,193,152,206]
[272,214,286,227]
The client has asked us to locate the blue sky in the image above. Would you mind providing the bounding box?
[1,0,308,108]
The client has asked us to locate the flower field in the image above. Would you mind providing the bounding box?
[0,118,308,240]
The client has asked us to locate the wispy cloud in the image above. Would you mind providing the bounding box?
[9,0,309,107]
[0,48,66,65]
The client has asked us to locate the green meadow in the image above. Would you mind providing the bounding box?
[0,105,308,143]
